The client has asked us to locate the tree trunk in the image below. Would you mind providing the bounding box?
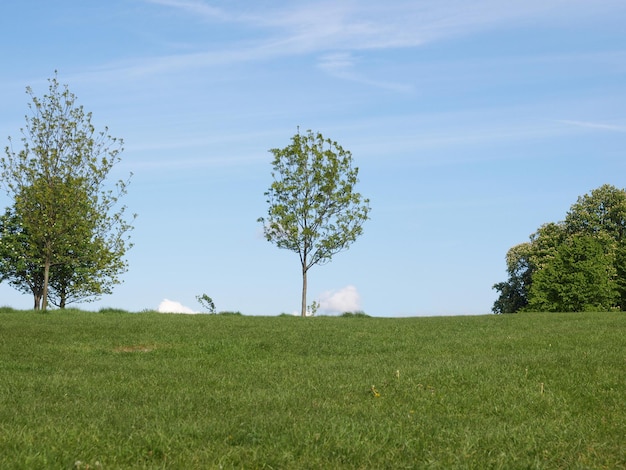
[31,281,43,309]
[301,265,307,317]
[42,256,50,311]
[33,293,41,310]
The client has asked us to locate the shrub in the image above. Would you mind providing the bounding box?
[98,307,130,314]
[341,311,370,318]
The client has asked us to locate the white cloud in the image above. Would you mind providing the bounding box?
[158,299,198,314]
[319,285,362,313]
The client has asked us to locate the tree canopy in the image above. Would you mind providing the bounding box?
[493,184,626,313]
[259,129,370,317]
[0,74,134,310]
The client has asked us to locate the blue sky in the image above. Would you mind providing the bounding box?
[1,0,625,315]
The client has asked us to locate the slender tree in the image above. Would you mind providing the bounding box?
[259,129,370,317]
[0,73,134,310]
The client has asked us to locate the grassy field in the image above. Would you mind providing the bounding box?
[0,308,624,469]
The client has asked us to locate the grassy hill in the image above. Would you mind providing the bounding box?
[0,309,624,468]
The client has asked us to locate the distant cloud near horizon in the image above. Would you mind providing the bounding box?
[158,299,197,314]
[319,285,362,313]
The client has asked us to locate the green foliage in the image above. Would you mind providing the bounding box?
[0,73,134,310]
[0,207,44,308]
[0,310,625,468]
[528,234,619,312]
[565,184,626,307]
[494,184,626,313]
[565,183,626,239]
[97,307,130,315]
[492,242,534,313]
[259,129,371,317]
[196,293,216,314]
[341,311,370,317]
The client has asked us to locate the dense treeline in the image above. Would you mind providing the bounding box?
[493,184,626,313]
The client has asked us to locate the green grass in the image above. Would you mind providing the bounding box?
[0,310,625,469]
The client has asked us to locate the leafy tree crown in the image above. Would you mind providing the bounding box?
[259,129,370,271]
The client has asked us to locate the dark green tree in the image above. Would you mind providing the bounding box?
[492,223,566,313]
[0,184,123,309]
[527,222,567,272]
[564,184,626,308]
[0,207,44,309]
[0,74,134,310]
[564,184,626,239]
[492,243,533,313]
[494,185,626,313]
[527,234,618,312]
[259,129,371,317]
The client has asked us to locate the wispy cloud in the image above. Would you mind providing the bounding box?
[558,120,626,133]
[151,0,625,49]
[113,0,623,86]
[317,52,414,93]
[144,0,227,20]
